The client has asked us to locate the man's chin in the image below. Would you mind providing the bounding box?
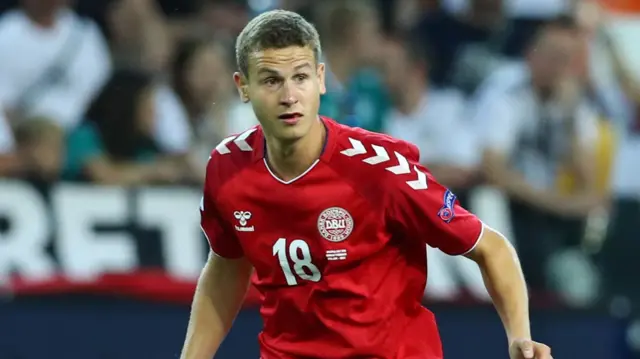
[267,123,306,142]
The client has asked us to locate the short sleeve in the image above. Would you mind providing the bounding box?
[386,158,483,256]
[153,85,192,154]
[200,158,244,259]
[473,90,520,154]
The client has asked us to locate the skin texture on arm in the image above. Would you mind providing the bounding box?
[466,225,530,343]
[180,252,253,359]
[465,225,552,359]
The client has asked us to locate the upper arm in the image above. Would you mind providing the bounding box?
[386,148,483,256]
[203,249,253,284]
[200,155,244,259]
[464,223,514,264]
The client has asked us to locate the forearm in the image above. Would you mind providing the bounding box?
[475,230,531,343]
[485,164,552,210]
[181,255,252,359]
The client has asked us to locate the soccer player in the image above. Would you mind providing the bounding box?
[180,10,552,359]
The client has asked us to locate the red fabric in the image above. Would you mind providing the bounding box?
[8,270,262,305]
[199,118,483,358]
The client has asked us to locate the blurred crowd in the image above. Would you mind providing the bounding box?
[0,0,639,316]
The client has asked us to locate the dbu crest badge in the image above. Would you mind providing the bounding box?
[317,207,354,242]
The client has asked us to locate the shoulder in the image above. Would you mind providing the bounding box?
[205,125,263,194]
[329,122,425,195]
[334,123,420,164]
[0,10,25,38]
[476,61,530,97]
[429,88,466,112]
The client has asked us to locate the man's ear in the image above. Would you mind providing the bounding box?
[317,63,326,95]
[233,72,250,103]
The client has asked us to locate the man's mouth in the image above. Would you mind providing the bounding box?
[278,112,303,124]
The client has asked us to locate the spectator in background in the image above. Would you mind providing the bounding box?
[382,36,488,302]
[64,70,189,185]
[382,36,479,202]
[170,38,257,169]
[107,0,173,73]
[0,0,111,129]
[590,8,640,316]
[414,0,511,94]
[476,17,603,300]
[314,0,390,133]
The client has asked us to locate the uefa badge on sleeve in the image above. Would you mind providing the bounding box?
[317,207,354,242]
[437,190,457,223]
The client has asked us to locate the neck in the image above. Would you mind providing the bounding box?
[265,118,326,182]
[397,82,426,115]
[325,47,354,84]
[24,8,58,28]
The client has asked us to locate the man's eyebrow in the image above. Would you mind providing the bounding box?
[294,63,312,71]
[257,68,279,76]
[256,63,312,76]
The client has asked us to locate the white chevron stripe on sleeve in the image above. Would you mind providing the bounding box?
[385,152,410,174]
[363,144,390,165]
[234,128,256,152]
[406,166,428,190]
[340,138,367,156]
[339,137,428,190]
[215,136,235,154]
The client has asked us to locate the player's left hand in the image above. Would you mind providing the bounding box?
[509,338,552,359]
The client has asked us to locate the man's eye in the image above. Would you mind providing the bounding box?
[263,78,278,85]
[294,74,309,81]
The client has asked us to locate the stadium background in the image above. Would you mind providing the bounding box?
[0,0,639,358]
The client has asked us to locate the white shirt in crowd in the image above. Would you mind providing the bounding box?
[0,8,111,129]
[384,89,480,168]
[472,62,599,190]
[154,84,193,155]
[154,84,258,162]
[0,104,14,154]
[441,0,572,18]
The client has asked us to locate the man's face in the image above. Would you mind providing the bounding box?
[351,18,383,65]
[234,46,326,142]
[528,29,579,90]
[21,0,67,12]
[383,42,426,104]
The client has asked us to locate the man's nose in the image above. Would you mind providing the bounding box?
[279,81,298,106]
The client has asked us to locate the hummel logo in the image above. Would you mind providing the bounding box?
[234,211,254,232]
[340,138,428,190]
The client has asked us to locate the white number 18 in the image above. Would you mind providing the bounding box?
[272,238,321,286]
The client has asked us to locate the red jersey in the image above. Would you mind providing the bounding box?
[200,118,483,359]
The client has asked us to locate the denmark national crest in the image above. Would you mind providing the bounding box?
[317,207,354,242]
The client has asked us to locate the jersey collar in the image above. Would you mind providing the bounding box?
[254,116,338,163]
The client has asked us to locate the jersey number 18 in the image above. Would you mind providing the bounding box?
[272,237,321,286]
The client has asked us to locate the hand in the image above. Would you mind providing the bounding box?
[537,192,605,218]
[555,76,583,112]
[509,338,552,359]
[558,193,606,217]
[148,160,184,184]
